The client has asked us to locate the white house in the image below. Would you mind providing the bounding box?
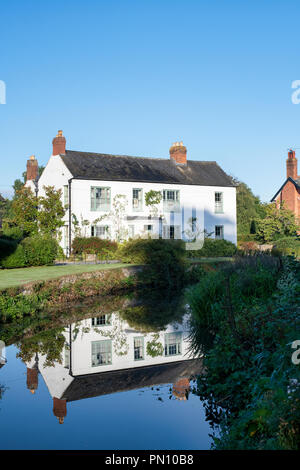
[25,131,237,255]
[24,311,202,423]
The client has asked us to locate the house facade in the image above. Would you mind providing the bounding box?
[26,131,237,254]
[271,149,300,221]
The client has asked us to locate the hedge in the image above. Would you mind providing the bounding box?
[72,237,118,257]
[272,237,300,257]
[186,238,237,258]
[117,238,186,288]
[1,235,59,268]
[0,238,18,262]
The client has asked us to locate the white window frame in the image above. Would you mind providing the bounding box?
[163,190,180,212]
[164,332,182,356]
[215,192,223,214]
[91,340,112,366]
[132,188,143,211]
[215,225,224,240]
[91,225,110,239]
[134,337,144,361]
[91,187,111,211]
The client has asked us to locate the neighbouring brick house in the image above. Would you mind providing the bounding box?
[271,150,300,223]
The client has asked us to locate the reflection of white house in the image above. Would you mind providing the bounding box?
[25,131,237,254]
[24,313,203,423]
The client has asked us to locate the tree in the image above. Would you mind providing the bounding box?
[4,186,65,239]
[8,187,39,236]
[38,186,65,238]
[256,202,299,243]
[232,177,266,239]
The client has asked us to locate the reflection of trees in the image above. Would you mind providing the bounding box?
[17,327,66,367]
[119,291,186,333]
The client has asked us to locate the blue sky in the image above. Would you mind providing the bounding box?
[1,0,300,201]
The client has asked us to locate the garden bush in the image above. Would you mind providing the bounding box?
[186,238,237,258]
[272,237,300,257]
[1,235,59,268]
[22,235,59,266]
[1,243,27,268]
[0,237,18,262]
[117,237,186,288]
[72,237,118,257]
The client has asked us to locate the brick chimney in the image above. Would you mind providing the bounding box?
[52,130,66,156]
[53,397,67,424]
[26,155,39,182]
[172,377,190,401]
[286,149,298,180]
[169,142,187,165]
[26,367,38,394]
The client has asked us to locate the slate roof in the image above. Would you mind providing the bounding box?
[61,150,235,187]
[62,359,203,402]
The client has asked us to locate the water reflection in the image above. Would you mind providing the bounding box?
[19,296,202,425]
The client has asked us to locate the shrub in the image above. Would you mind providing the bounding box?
[1,244,27,268]
[238,241,259,252]
[72,237,118,256]
[22,235,59,266]
[2,225,24,240]
[188,256,300,450]
[117,238,186,288]
[186,238,237,258]
[0,237,18,262]
[1,235,59,268]
[272,237,300,257]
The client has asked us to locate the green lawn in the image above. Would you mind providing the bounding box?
[188,257,234,263]
[0,263,131,290]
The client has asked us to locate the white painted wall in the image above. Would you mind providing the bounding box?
[70,313,192,376]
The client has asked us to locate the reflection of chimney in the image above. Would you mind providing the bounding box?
[286,149,298,180]
[172,377,190,401]
[53,397,67,424]
[52,130,66,156]
[26,367,38,394]
[26,155,39,182]
[169,141,187,165]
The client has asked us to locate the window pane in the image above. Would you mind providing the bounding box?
[92,340,112,366]
[215,192,223,213]
[215,225,224,239]
[163,190,180,212]
[133,189,142,211]
[134,337,144,360]
[91,315,111,326]
[164,332,182,356]
[91,187,111,211]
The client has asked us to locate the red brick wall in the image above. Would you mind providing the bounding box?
[276,180,300,221]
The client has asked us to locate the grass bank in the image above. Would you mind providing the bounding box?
[0,263,132,290]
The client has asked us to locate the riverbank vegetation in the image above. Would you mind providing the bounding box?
[188,254,300,450]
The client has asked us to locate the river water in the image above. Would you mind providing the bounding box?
[0,292,214,450]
